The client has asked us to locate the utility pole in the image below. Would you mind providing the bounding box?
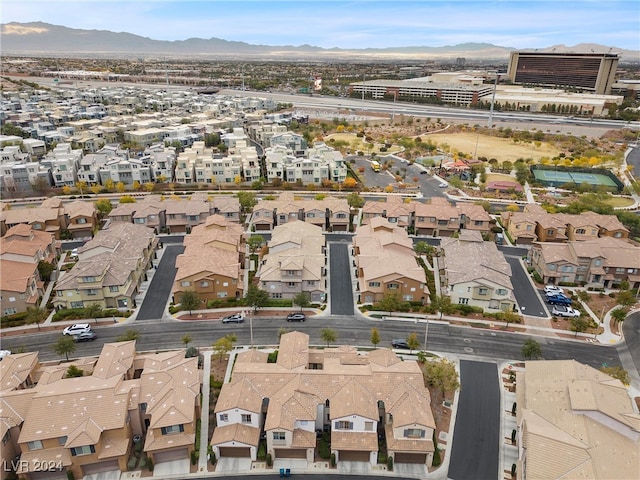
[487,72,501,129]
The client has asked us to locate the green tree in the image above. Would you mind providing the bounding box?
[414,241,432,256]
[370,327,380,348]
[95,198,113,217]
[320,328,338,347]
[37,260,55,282]
[116,329,140,342]
[599,365,630,386]
[53,336,76,361]
[247,235,265,254]
[431,295,454,320]
[180,290,201,315]
[25,306,48,331]
[616,290,636,308]
[86,303,102,324]
[377,293,400,316]
[346,192,364,209]
[119,195,136,204]
[213,334,237,364]
[500,310,521,329]
[521,339,542,360]
[66,365,84,378]
[244,284,269,312]
[610,307,628,325]
[293,292,311,311]
[570,316,590,337]
[237,191,257,212]
[407,332,420,352]
[181,333,192,348]
[422,358,460,398]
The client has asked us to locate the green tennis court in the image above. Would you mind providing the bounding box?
[532,169,618,187]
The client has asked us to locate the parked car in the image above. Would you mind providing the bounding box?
[74,331,97,342]
[546,294,572,305]
[551,305,581,318]
[391,339,410,349]
[222,313,244,324]
[62,323,92,336]
[438,183,447,188]
[0,350,11,361]
[544,285,564,295]
[286,313,306,322]
[420,170,428,175]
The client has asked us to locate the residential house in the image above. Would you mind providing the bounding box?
[0,341,200,480]
[172,214,244,304]
[354,217,428,304]
[515,360,640,480]
[53,222,157,310]
[439,230,516,312]
[529,236,640,289]
[257,220,326,302]
[211,332,436,471]
[64,200,98,239]
[361,196,415,228]
[414,198,461,237]
[0,200,68,239]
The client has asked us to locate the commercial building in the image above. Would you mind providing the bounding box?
[507,51,619,94]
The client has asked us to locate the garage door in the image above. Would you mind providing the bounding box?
[28,472,66,480]
[82,460,120,475]
[219,446,251,458]
[255,224,271,231]
[275,448,306,459]
[394,452,427,464]
[339,450,370,462]
[154,448,189,463]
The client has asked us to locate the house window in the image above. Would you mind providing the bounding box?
[334,421,353,430]
[217,292,228,298]
[287,282,296,287]
[526,225,532,231]
[58,436,68,446]
[219,414,228,422]
[575,228,586,234]
[546,229,554,235]
[387,283,399,290]
[368,282,380,287]
[365,422,374,432]
[3,308,17,315]
[307,213,315,218]
[109,286,119,292]
[134,218,146,224]
[478,288,488,295]
[161,424,184,435]
[77,218,87,224]
[496,289,507,295]
[87,289,98,296]
[403,429,425,439]
[474,220,484,226]
[271,293,282,299]
[336,213,347,219]
[458,298,469,304]
[403,295,413,301]
[82,276,96,282]
[273,432,285,441]
[307,280,315,286]
[28,440,43,451]
[139,403,147,411]
[201,281,209,287]
[241,414,252,423]
[71,445,95,456]
[614,232,622,238]
[181,281,191,287]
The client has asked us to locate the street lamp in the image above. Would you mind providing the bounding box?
[424,318,429,351]
[487,72,503,129]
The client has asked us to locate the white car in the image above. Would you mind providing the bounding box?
[62,323,92,336]
[551,305,581,318]
[544,285,564,295]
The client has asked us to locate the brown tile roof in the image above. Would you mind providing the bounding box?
[331,378,378,420]
[144,429,194,452]
[17,447,72,473]
[291,428,316,448]
[331,431,378,451]
[0,351,39,392]
[385,423,434,453]
[210,423,260,447]
[0,259,38,293]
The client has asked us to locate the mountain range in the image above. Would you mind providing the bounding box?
[1,22,638,62]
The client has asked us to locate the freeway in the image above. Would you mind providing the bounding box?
[3,314,623,370]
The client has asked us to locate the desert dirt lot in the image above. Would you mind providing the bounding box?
[423,132,562,163]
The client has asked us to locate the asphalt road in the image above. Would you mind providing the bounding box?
[449,360,500,480]
[328,242,355,315]
[621,311,640,386]
[135,244,184,320]
[504,255,548,318]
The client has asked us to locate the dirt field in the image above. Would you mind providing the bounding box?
[424,132,562,163]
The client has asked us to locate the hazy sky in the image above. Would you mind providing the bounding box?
[3,0,639,50]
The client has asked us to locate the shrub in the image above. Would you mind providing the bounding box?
[257,440,267,460]
[266,453,272,467]
[190,449,198,465]
[387,456,394,471]
[146,458,154,472]
[318,432,331,459]
[267,351,279,363]
[330,453,337,468]
[67,472,75,480]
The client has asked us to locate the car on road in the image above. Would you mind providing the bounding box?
[551,305,581,318]
[439,183,447,188]
[544,285,564,295]
[391,339,410,349]
[0,350,11,361]
[420,170,428,174]
[286,313,306,322]
[74,331,97,342]
[222,313,244,324]
[546,294,572,305]
[62,323,92,336]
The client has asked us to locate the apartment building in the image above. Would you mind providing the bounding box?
[440,231,516,312]
[172,214,244,304]
[40,143,82,188]
[77,152,109,185]
[246,120,288,147]
[529,236,640,289]
[515,360,639,480]
[53,222,157,310]
[257,220,326,301]
[64,200,98,239]
[212,332,436,469]
[354,217,428,304]
[140,144,176,182]
[0,341,200,480]
[361,196,415,228]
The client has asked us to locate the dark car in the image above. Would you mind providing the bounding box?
[419,170,428,174]
[286,313,306,322]
[74,331,97,342]
[391,339,409,349]
[546,294,572,305]
[222,313,244,324]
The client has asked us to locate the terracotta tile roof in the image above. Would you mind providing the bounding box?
[331,431,378,451]
[291,428,316,448]
[276,331,309,370]
[93,341,136,380]
[385,423,434,453]
[0,259,38,293]
[17,447,72,473]
[331,378,378,420]
[64,200,96,219]
[215,377,264,414]
[0,351,39,392]
[210,422,260,447]
[144,428,194,452]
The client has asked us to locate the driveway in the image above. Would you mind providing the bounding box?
[135,244,184,320]
[328,242,354,315]
[153,458,190,476]
[504,255,547,318]
[448,360,500,480]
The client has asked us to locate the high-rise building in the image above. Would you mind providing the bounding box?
[507,51,619,94]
